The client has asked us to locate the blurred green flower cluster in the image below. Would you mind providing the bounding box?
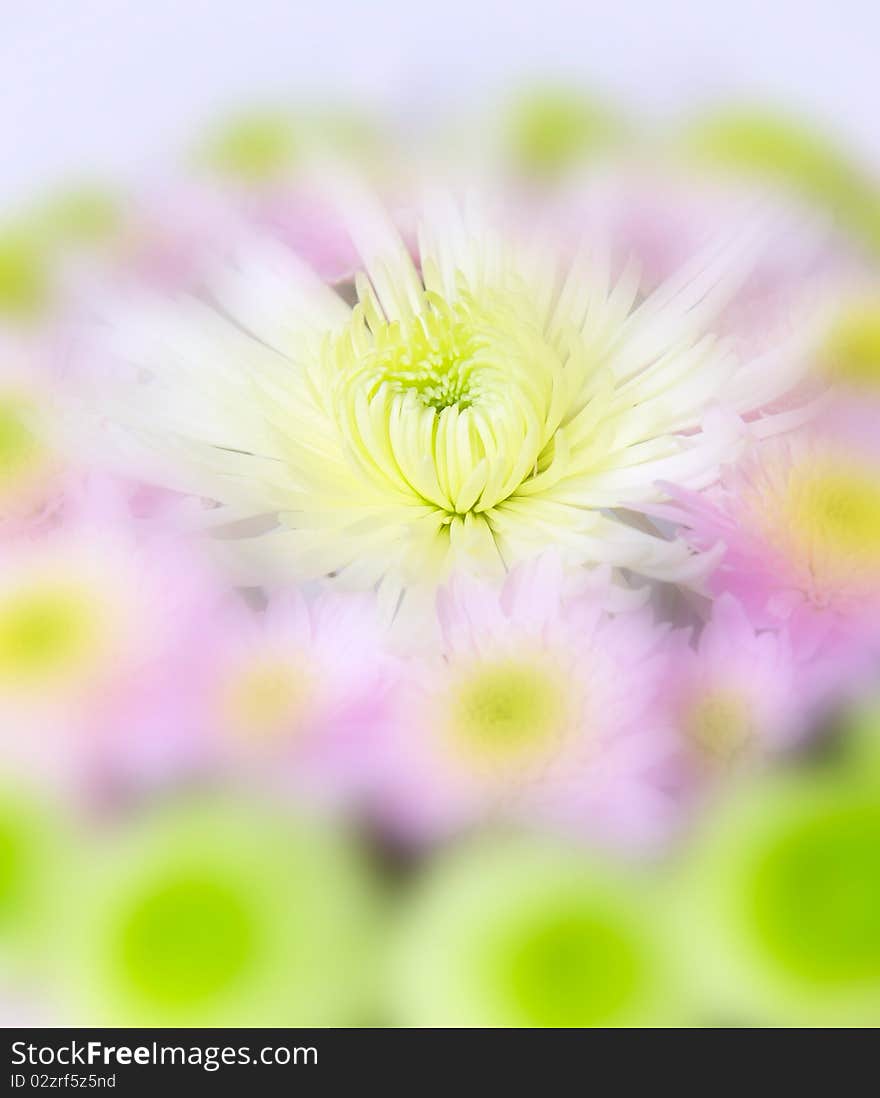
[2,710,878,1028]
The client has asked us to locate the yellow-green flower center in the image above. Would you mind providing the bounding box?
[788,465,880,564]
[0,235,48,320]
[823,302,880,389]
[202,112,297,182]
[0,584,104,688]
[369,308,478,411]
[447,658,568,766]
[506,88,615,178]
[0,397,41,482]
[327,280,575,519]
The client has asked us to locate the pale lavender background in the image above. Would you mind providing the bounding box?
[3,0,878,207]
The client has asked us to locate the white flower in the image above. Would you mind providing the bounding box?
[91,183,802,606]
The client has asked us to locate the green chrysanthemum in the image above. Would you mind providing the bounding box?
[836,697,880,780]
[52,800,380,1026]
[677,777,880,1026]
[389,837,684,1027]
[97,183,790,601]
[0,789,70,994]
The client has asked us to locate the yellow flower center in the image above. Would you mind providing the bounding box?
[823,302,880,389]
[0,396,43,483]
[787,465,880,567]
[0,235,49,320]
[686,689,754,760]
[327,278,578,519]
[367,305,479,411]
[222,658,312,741]
[0,584,106,689]
[447,657,569,769]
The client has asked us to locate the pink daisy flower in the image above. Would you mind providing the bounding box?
[0,478,217,792]
[657,406,880,671]
[376,555,679,852]
[663,594,806,775]
[180,585,397,804]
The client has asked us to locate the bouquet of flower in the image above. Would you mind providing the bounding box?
[2,96,879,1028]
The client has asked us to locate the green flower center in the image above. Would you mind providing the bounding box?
[114,872,260,1008]
[490,899,649,1026]
[746,801,880,987]
[0,802,43,930]
[348,292,520,414]
[372,315,476,411]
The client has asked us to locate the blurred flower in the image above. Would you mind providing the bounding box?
[658,410,880,665]
[0,360,65,531]
[684,108,880,255]
[90,182,802,604]
[198,108,382,185]
[249,187,360,284]
[820,294,880,393]
[102,183,237,295]
[501,86,622,178]
[0,187,127,336]
[676,775,880,1026]
[390,835,685,1027]
[0,788,68,966]
[190,586,396,799]
[0,480,215,790]
[200,111,300,184]
[834,695,880,783]
[0,230,51,324]
[664,594,804,774]
[7,84,880,1032]
[193,109,378,283]
[33,186,122,251]
[377,556,678,849]
[111,180,357,294]
[48,799,380,1026]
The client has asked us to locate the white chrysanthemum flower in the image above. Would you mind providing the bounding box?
[92,185,804,605]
